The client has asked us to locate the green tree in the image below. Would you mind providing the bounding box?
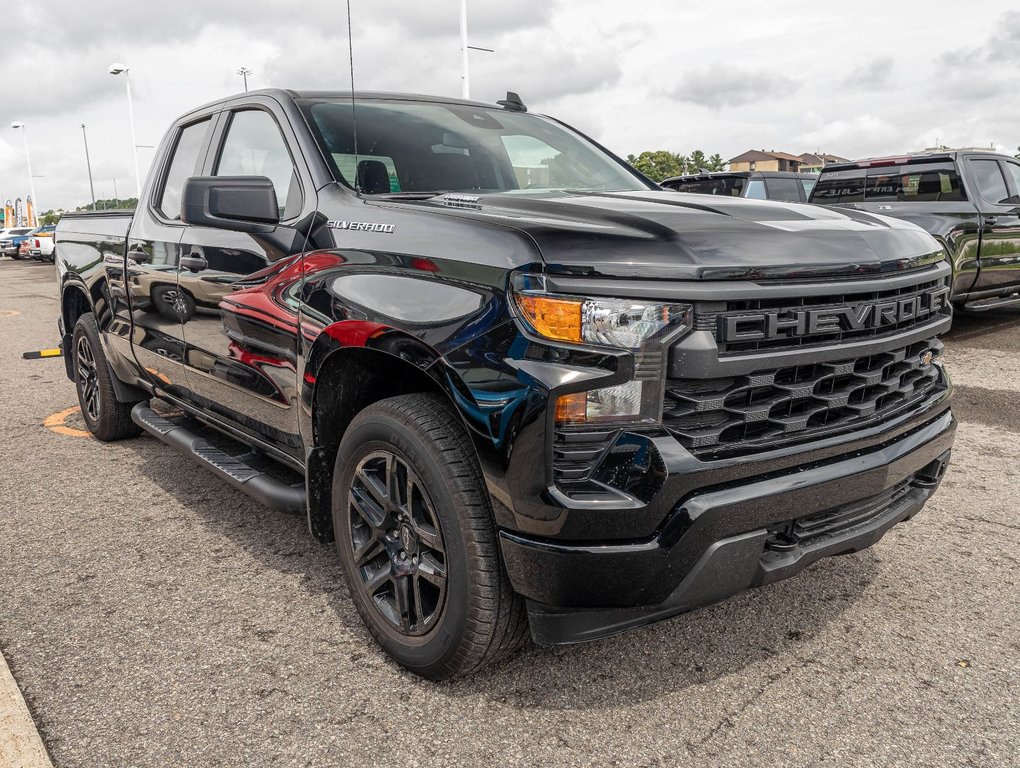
[39,210,60,226]
[707,153,727,171]
[75,197,139,212]
[687,150,708,171]
[626,151,686,182]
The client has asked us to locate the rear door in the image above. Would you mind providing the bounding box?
[176,98,314,460]
[966,156,1020,296]
[127,115,216,396]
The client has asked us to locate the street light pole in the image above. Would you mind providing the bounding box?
[10,122,39,224]
[460,0,469,98]
[112,178,119,209]
[109,63,142,197]
[81,123,97,209]
[237,67,253,92]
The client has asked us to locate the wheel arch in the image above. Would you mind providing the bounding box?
[303,323,481,543]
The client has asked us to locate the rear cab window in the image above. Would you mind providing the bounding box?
[664,176,747,197]
[812,161,966,203]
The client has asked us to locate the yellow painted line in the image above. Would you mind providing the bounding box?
[0,310,20,318]
[0,649,55,768]
[43,406,92,439]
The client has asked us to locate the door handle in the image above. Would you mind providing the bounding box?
[180,254,208,272]
[984,216,999,226]
[127,249,151,264]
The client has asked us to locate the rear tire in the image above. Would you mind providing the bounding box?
[72,313,143,441]
[332,393,528,680]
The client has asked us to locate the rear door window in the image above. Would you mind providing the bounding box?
[764,177,802,202]
[745,179,767,199]
[968,159,1010,204]
[157,119,212,220]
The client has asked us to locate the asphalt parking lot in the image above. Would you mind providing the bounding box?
[0,257,1017,767]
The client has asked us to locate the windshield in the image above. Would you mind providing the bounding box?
[298,98,650,195]
[664,176,747,197]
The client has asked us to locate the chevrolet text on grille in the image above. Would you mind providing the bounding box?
[718,285,951,342]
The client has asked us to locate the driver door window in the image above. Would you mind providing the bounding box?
[215,110,301,218]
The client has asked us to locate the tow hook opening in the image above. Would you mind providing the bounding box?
[914,450,952,489]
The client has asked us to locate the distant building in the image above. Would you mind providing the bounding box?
[728,150,848,174]
[797,152,849,174]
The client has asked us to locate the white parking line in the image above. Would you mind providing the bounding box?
[0,651,53,768]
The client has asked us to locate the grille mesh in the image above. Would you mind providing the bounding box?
[663,338,944,457]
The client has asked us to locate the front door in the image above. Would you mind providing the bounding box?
[177,104,312,461]
[967,157,1020,296]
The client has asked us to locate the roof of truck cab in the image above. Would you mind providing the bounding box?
[179,88,508,120]
[823,148,1014,172]
[661,170,814,184]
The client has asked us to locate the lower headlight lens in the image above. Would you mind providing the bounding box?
[556,381,650,425]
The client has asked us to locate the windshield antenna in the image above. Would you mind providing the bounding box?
[346,0,361,194]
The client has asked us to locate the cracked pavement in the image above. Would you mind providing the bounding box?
[0,258,1018,767]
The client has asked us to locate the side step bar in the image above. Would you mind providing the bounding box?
[131,403,306,513]
[962,293,1020,312]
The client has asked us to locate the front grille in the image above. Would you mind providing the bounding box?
[663,338,944,458]
[697,275,951,354]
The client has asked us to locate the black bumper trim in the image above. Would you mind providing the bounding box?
[502,411,955,643]
[526,455,947,646]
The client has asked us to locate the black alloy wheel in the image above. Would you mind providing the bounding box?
[71,313,143,441]
[75,333,101,421]
[332,393,528,679]
[347,451,448,636]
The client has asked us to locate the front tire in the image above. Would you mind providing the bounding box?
[72,313,142,441]
[332,393,528,680]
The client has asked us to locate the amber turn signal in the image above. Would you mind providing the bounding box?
[555,392,588,424]
[514,294,583,343]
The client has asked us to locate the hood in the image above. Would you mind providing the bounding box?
[409,190,944,281]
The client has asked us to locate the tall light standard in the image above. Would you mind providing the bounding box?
[109,62,142,197]
[81,123,97,209]
[10,122,39,223]
[459,0,493,100]
[237,67,253,92]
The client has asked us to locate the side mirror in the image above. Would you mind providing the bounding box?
[182,176,280,234]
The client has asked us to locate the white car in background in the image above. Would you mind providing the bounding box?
[29,225,57,261]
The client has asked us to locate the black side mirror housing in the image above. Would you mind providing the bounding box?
[182,176,280,233]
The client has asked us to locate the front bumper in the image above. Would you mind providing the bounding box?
[500,409,955,645]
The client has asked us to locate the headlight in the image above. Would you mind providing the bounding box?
[512,276,692,350]
[511,274,692,426]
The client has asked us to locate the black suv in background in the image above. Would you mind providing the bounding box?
[662,170,817,202]
[810,150,1020,310]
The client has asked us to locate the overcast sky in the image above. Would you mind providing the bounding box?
[2,0,1018,211]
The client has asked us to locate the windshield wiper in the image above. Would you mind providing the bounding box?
[368,191,449,200]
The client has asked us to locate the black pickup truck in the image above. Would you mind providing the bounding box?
[810,149,1020,311]
[56,89,956,679]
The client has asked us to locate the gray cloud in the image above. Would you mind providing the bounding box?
[3,1,1019,212]
[668,65,799,109]
[843,57,894,89]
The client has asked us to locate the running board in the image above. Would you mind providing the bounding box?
[962,293,1020,311]
[131,403,306,513]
